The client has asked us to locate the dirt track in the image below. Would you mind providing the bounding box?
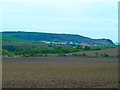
[2,57,118,88]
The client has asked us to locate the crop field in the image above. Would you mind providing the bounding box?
[2,57,118,88]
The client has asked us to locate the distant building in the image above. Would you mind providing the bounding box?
[40,41,51,44]
[80,42,87,46]
[70,42,73,44]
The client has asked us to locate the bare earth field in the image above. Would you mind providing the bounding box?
[2,57,118,88]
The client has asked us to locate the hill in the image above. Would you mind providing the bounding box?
[1,31,114,46]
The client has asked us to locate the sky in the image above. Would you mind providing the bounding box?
[0,0,118,42]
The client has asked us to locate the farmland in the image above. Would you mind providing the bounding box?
[2,56,118,88]
[1,32,119,88]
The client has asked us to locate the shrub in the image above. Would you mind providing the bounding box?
[23,54,30,57]
[92,47,101,50]
[58,53,66,56]
[81,53,86,56]
[101,54,109,57]
[44,54,48,57]
[118,54,120,58]
[94,52,99,56]
[72,53,78,56]
[84,46,91,51]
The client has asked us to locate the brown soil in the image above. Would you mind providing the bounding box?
[2,57,118,88]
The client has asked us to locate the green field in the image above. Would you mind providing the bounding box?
[2,42,118,57]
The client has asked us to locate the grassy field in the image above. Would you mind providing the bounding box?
[2,56,118,88]
[66,47,118,57]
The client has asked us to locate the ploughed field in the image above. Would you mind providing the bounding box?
[2,57,118,88]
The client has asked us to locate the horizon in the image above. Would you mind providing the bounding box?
[1,0,118,42]
[2,31,118,44]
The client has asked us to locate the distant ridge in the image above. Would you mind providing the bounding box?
[1,31,115,46]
